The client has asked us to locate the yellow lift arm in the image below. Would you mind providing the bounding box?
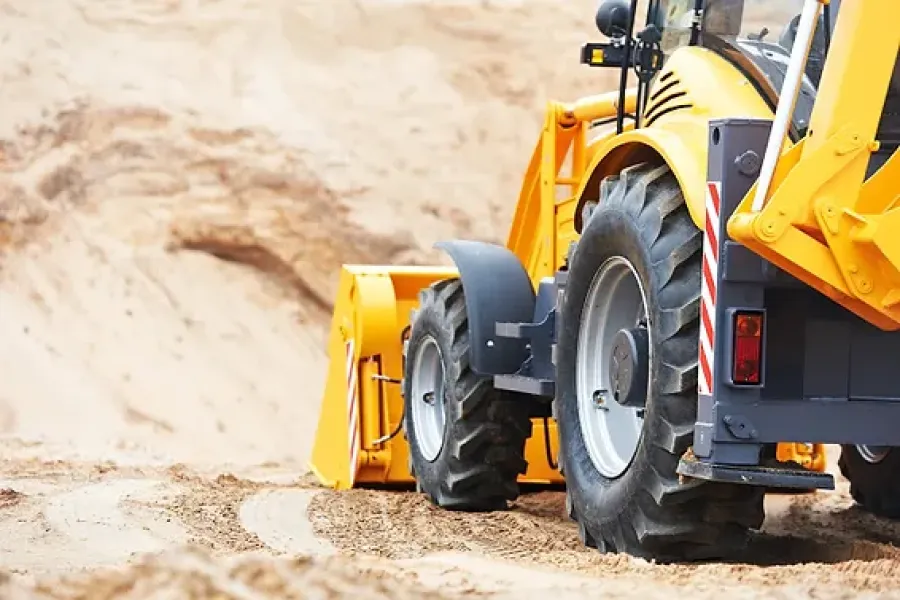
[729,0,900,330]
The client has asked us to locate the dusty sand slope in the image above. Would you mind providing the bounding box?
[0,102,412,468]
[0,0,603,466]
[1,0,899,597]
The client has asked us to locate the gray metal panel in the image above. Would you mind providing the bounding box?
[694,118,771,465]
[850,327,900,401]
[491,277,557,398]
[693,118,900,474]
[760,289,805,400]
[711,398,900,447]
[721,241,766,284]
[803,320,850,399]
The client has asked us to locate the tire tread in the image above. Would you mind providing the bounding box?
[562,162,764,562]
[838,445,900,518]
[405,279,533,511]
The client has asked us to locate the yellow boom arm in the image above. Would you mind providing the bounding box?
[729,0,900,330]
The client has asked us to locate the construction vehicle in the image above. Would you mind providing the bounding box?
[311,0,899,562]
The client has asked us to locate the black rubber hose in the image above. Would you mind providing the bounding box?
[543,416,558,471]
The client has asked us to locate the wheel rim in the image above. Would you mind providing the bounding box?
[410,335,447,462]
[576,256,649,479]
[857,445,890,464]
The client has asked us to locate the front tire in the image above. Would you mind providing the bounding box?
[556,163,765,561]
[403,278,532,510]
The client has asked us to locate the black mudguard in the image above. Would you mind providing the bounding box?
[434,240,535,376]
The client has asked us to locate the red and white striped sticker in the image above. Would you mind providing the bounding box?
[346,339,360,486]
[698,181,722,397]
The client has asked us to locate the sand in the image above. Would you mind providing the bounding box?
[0,0,898,597]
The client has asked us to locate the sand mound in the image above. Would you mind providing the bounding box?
[0,0,605,469]
[0,548,458,600]
[307,484,900,594]
[0,99,420,468]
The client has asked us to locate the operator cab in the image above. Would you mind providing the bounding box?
[584,0,826,137]
[584,0,898,173]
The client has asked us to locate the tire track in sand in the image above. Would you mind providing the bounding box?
[238,488,336,556]
[43,479,188,566]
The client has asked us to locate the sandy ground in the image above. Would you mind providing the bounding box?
[1,0,899,597]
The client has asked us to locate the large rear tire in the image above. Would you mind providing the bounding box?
[403,278,532,510]
[556,162,765,561]
[838,445,900,518]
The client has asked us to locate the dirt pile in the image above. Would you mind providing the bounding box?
[0,99,417,468]
[0,487,24,508]
[2,456,900,599]
[1,101,416,300]
[307,484,900,595]
[0,548,459,600]
[0,0,605,469]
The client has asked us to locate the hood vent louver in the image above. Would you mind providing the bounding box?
[644,69,693,126]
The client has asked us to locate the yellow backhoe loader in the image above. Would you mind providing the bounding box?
[312,0,899,562]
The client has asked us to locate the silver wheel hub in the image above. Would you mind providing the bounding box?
[576,256,650,479]
[857,445,890,464]
[410,336,447,462]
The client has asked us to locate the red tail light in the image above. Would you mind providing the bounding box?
[732,311,763,385]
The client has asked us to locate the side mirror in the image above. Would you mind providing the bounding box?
[595,0,631,39]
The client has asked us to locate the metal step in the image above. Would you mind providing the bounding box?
[495,322,539,340]
[677,456,835,490]
[494,373,554,397]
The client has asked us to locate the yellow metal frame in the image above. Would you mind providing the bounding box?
[506,46,789,289]
[309,265,562,490]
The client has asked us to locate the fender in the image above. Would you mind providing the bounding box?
[574,46,784,233]
[574,126,710,233]
[434,240,535,376]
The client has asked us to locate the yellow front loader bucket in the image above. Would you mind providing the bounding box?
[309,265,564,490]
